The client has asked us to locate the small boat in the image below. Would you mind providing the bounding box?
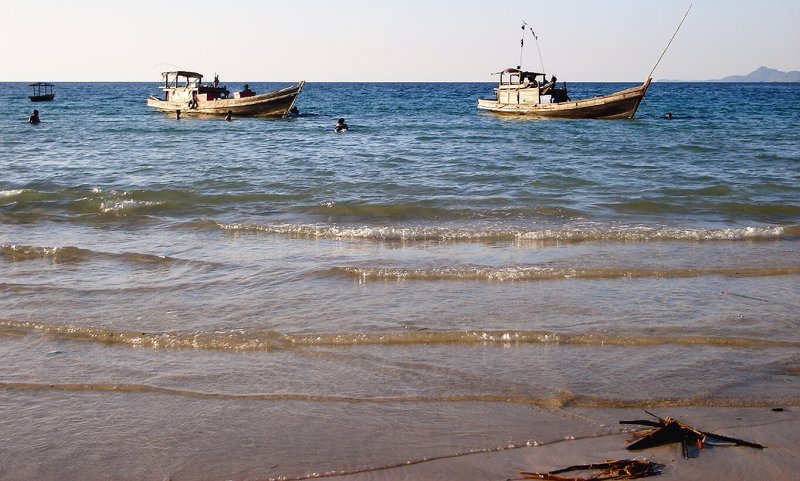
[28,82,56,102]
[147,71,303,118]
[477,69,651,119]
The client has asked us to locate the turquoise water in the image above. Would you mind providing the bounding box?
[1,81,799,480]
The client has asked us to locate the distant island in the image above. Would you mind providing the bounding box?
[715,66,800,82]
[660,66,800,82]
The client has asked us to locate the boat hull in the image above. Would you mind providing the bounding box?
[147,81,303,117]
[29,94,56,102]
[477,79,651,119]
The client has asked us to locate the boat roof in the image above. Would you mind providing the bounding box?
[28,82,55,87]
[161,71,203,79]
[495,68,546,76]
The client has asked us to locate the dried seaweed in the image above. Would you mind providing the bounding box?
[517,458,663,480]
[621,411,765,458]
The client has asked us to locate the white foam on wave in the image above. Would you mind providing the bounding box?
[218,222,470,240]
[336,264,800,282]
[216,222,785,242]
[0,189,26,198]
[100,199,162,213]
[517,225,785,241]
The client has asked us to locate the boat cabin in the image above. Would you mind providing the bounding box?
[492,68,569,106]
[28,82,56,102]
[157,71,231,103]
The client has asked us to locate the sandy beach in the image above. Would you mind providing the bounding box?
[328,407,798,481]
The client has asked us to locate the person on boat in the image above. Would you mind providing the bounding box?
[28,109,40,124]
[334,118,348,132]
[541,75,557,95]
[240,84,254,97]
[175,109,181,120]
[225,110,232,121]
[520,72,536,87]
[214,74,220,88]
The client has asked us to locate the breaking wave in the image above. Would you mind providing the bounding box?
[0,189,27,198]
[327,265,800,282]
[2,320,797,351]
[0,186,300,222]
[213,221,787,243]
[0,244,217,266]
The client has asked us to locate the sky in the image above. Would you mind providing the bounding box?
[3,0,799,82]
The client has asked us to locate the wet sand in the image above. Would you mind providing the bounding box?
[4,384,797,480]
[329,407,799,481]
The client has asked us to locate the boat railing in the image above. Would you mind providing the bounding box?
[29,82,55,96]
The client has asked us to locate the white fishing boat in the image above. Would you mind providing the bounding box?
[477,69,651,119]
[147,71,303,118]
[478,8,690,120]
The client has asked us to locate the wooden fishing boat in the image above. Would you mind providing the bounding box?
[28,82,56,102]
[147,71,303,117]
[477,69,651,119]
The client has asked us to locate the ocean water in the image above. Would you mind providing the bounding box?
[1,81,799,480]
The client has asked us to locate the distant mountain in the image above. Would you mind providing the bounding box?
[658,66,800,82]
[715,66,800,82]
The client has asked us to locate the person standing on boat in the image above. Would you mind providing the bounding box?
[28,109,40,124]
[334,118,348,132]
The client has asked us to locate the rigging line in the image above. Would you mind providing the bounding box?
[638,95,655,115]
[521,21,546,74]
[648,4,692,80]
[531,27,545,74]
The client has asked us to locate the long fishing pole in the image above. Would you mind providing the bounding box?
[647,4,692,80]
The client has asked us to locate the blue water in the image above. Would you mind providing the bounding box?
[1,81,799,480]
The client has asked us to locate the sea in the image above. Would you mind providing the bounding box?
[1,81,799,480]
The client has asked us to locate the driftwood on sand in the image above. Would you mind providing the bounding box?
[516,458,663,480]
[621,411,765,458]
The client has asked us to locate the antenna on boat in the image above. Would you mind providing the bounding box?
[647,4,692,80]
[520,21,546,74]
